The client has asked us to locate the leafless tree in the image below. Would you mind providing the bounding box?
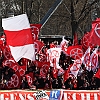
[0,0,100,39]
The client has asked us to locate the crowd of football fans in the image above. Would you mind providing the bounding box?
[0,36,100,90]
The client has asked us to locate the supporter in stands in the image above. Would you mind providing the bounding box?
[21,76,29,89]
[0,39,100,91]
[64,77,73,90]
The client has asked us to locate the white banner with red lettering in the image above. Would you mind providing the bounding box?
[0,90,100,100]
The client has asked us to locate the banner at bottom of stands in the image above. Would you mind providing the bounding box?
[0,90,100,100]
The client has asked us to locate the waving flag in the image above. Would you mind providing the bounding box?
[2,14,35,62]
[65,45,83,60]
[90,47,98,71]
[3,59,26,76]
[6,71,21,89]
[2,45,12,60]
[81,32,94,51]
[60,36,69,50]
[30,24,42,40]
[90,18,100,46]
[94,69,100,79]
[70,59,82,77]
[40,62,50,78]
[34,40,44,54]
[47,48,61,68]
[82,47,91,71]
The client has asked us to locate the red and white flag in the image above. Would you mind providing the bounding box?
[34,40,44,54]
[2,45,12,60]
[3,59,26,76]
[60,36,69,50]
[90,18,100,46]
[81,32,94,51]
[30,24,42,40]
[70,59,82,77]
[2,14,35,62]
[65,45,83,60]
[40,62,50,78]
[82,47,91,71]
[6,71,21,89]
[90,47,98,71]
[47,48,61,69]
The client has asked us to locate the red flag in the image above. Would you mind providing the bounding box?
[25,72,34,87]
[38,47,48,62]
[33,60,42,68]
[18,65,26,76]
[2,14,35,62]
[30,24,42,40]
[50,42,56,48]
[70,59,82,77]
[34,40,44,54]
[33,61,50,78]
[6,71,21,89]
[3,59,18,71]
[2,45,12,60]
[90,47,98,71]
[65,45,83,60]
[3,59,26,76]
[82,47,91,71]
[81,32,94,51]
[90,18,100,46]
[73,33,78,46]
[40,62,50,78]
[94,69,100,79]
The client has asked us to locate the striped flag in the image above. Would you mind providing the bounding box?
[2,14,35,62]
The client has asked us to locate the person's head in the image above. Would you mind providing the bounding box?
[5,70,8,75]
[22,76,26,81]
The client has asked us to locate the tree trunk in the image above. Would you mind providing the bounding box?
[71,0,78,40]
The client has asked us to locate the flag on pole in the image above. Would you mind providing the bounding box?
[2,14,35,62]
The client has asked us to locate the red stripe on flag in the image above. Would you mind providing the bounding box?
[4,28,33,46]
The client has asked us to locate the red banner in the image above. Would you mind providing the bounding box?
[0,90,100,100]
